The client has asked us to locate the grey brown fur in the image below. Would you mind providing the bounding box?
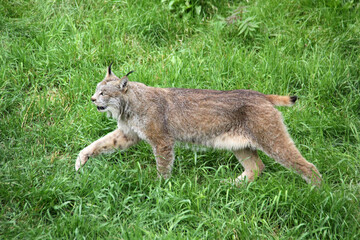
[75,66,322,186]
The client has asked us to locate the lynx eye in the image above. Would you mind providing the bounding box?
[99,91,104,96]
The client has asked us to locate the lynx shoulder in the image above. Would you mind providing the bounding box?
[75,65,321,186]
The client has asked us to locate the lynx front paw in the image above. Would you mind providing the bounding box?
[221,178,247,187]
[75,152,88,171]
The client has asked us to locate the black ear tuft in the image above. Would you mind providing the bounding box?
[126,70,135,77]
[108,62,113,76]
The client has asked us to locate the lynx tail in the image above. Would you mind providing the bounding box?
[266,95,298,107]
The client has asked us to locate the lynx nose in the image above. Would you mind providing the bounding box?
[91,97,96,102]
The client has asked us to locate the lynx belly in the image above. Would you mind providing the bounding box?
[207,133,253,151]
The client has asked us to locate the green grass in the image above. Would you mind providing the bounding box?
[1,0,359,239]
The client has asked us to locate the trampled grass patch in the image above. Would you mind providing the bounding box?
[1,0,359,239]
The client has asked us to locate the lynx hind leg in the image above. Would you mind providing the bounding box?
[267,141,322,186]
[233,148,265,185]
[251,110,322,186]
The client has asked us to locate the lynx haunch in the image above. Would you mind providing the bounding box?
[75,64,322,186]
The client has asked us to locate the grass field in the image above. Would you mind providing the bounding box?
[1,0,360,239]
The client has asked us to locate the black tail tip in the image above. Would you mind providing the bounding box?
[290,96,298,104]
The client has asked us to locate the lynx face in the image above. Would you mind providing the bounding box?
[90,66,130,119]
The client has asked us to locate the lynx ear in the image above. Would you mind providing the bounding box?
[118,70,134,92]
[106,62,113,78]
[118,76,128,92]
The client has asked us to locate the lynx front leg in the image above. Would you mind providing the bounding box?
[75,129,139,171]
[233,148,265,184]
[152,143,175,179]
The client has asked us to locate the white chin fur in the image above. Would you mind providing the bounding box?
[106,107,120,120]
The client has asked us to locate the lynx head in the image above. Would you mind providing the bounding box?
[91,63,134,119]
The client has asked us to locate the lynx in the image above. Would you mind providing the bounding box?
[75,64,322,186]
